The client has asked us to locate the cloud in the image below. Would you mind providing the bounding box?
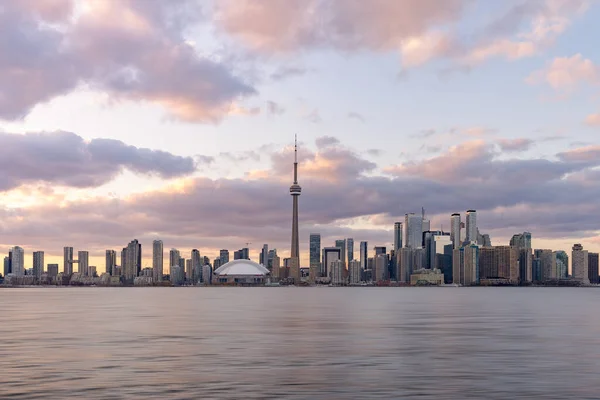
[347,111,366,123]
[266,100,285,115]
[585,113,600,127]
[464,127,498,136]
[527,54,600,90]
[0,0,256,122]
[270,66,310,81]
[497,138,534,152]
[0,131,197,191]
[315,136,340,148]
[305,109,322,123]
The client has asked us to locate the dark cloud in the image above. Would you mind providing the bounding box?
[315,136,340,148]
[0,0,256,122]
[270,66,310,81]
[497,138,534,152]
[0,131,197,191]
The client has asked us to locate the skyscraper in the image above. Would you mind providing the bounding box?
[170,249,180,269]
[124,240,141,281]
[78,251,89,276]
[588,253,599,284]
[359,241,368,270]
[191,249,201,283]
[335,239,346,266]
[403,213,422,248]
[534,249,554,282]
[424,231,451,270]
[572,243,589,284]
[33,251,44,278]
[450,213,461,249]
[347,238,354,262]
[322,247,341,277]
[63,246,73,275]
[554,251,568,279]
[309,234,321,280]
[219,249,229,265]
[106,250,116,276]
[289,135,302,283]
[393,222,402,252]
[3,256,10,277]
[260,244,269,267]
[510,232,532,249]
[465,210,477,244]
[11,247,24,276]
[152,240,163,282]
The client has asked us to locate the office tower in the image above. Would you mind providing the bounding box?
[588,253,599,284]
[480,233,492,247]
[374,246,386,256]
[47,264,59,277]
[518,248,533,284]
[78,251,89,276]
[309,234,321,279]
[191,249,201,283]
[121,248,127,272]
[374,254,388,282]
[124,240,141,281]
[478,246,518,281]
[271,254,281,280]
[213,259,222,269]
[452,245,479,285]
[202,256,210,265]
[533,249,553,282]
[105,250,116,276]
[398,247,413,283]
[169,249,180,268]
[219,249,229,266]
[185,259,193,282]
[450,213,461,249]
[330,260,345,285]
[510,232,532,249]
[532,258,542,282]
[572,244,589,284]
[394,222,402,252]
[424,231,451,269]
[402,213,422,249]
[322,247,341,277]
[335,239,346,266]
[33,251,44,278]
[202,264,213,285]
[63,246,73,275]
[348,260,361,284]
[289,135,302,283]
[465,210,477,244]
[89,266,97,277]
[347,238,354,262]
[170,265,184,286]
[3,256,10,276]
[359,241,368,270]
[178,257,185,270]
[152,240,163,282]
[260,244,268,267]
[437,244,454,283]
[553,251,568,279]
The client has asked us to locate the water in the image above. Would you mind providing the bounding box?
[1,287,599,399]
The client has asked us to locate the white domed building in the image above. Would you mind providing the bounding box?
[213,259,270,285]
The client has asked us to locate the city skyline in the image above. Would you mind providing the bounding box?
[1,1,600,270]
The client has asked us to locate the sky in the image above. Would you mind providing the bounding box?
[1,0,600,272]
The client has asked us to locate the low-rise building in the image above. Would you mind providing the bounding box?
[410,269,444,286]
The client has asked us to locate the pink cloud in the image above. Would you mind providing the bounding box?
[527,54,600,90]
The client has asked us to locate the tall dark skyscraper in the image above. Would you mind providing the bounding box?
[360,241,368,270]
[289,135,302,282]
[347,238,354,262]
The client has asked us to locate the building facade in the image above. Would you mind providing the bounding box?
[152,240,163,282]
[63,247,73,275]
[106,249,117,277]
[403,213,422,249]
[465,210,477,244]
[450,213,461,249]
[33,251,44,278]
[588,253,599,284]
[572,244,589,284]
[359,241,368,270]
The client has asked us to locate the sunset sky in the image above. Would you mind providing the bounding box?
[2,0,600,271]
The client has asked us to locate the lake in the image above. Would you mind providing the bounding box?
[1,287,599,399]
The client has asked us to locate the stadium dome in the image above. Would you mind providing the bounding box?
[214,259,270,276]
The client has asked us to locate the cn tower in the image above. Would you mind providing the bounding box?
[289,135,301,281]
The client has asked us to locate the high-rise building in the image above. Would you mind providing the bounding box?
[309,234,321,279]
[260,244,269,267]
[588,253,599,284]
[106,250,116,276]
[553,251,568,279]
[450,213,461,249]
[335,239,346,266]
[78,251,89,276]
[124,240,141,281]
[359,241,368,270]
[202,265,212,285]
[169,249,180,269]
[289,135,302,283]
[170,265,184,286]
[398,248,414,283]
[374,246,386,256]
[394,222,402,252]
[3,254,11,276]
[47,264,59,277]
[89,266,97,277]
[152,240,163,282]
[478,246,518,281]
[271,254,281,280]
[572,244,589,284]
[330,260,345,285]
[453,245,479,285]
[213,259,222,269]
[121,248,127,272]
[510,232,532,249]
[348,260,362,284]
[424,231,451,269]
[533,249,553,282]
[185,259,193,282]
[518,248,533,284]
[33,251,44,278]
[403,213,423,249]
[63,247,73,275]
[465,210,477,244]
[178,257,185,270]
[11,247,24,276]
[191,249,201,283]
[219,249,230,266]
[375,254,388,282]
[322,247,341,277]
[347,238,354,262]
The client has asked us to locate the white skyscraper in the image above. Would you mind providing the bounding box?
[451,213,461,249]
[153,240,164,282]
[11,246,24,276]
[403,213,423,249]
[465,210,477,244]
[33,251,44,278]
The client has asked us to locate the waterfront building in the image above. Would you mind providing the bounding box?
[214,259,270,285]
[213,258,222,269]
[532,258,542,282]
[450,213,461,249]
[259,244,269,267]
[453,245,479,285]
[89,266,97,277]
[588,253,599,284]
[359,241,368,270]
[348,260,361,284]
[374,254,388,282]
[322,247,341,277]
[170,265,184,286]
[403,213,422,249]
[534,249,554,282]
[178,257,185,270]
[330,260,345,285]
[335,239,346,266]
[465,210,477,244]
[410,269,444,286]
[309,234,321,280]
[553,251,568,279]
[3,255,10,277]
[185,259,193,282]
[518,248,533,284]
[271,254,281,280]
[47,264,59,277]
[33,251,44,278]
[478,246,517,282]
[398,247,414,283]
[219,249,230,266]
[202,264,213,285]
[572,244,589,284]
[191,249,202,283]
[347,238,354,262]
[394,222,402,252]
[289,135,302,283]
[152,240,163,282]
[169,249,180,270]
[510,232,532,249]
[424,231,451,269]
[63,247,73,275]
[124,240,141,281]
[78,251,89,276]
[106,250,117,276]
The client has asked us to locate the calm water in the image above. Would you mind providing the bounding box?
[1,287,599,399]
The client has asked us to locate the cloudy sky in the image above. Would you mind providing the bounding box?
[1,0,600,271]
